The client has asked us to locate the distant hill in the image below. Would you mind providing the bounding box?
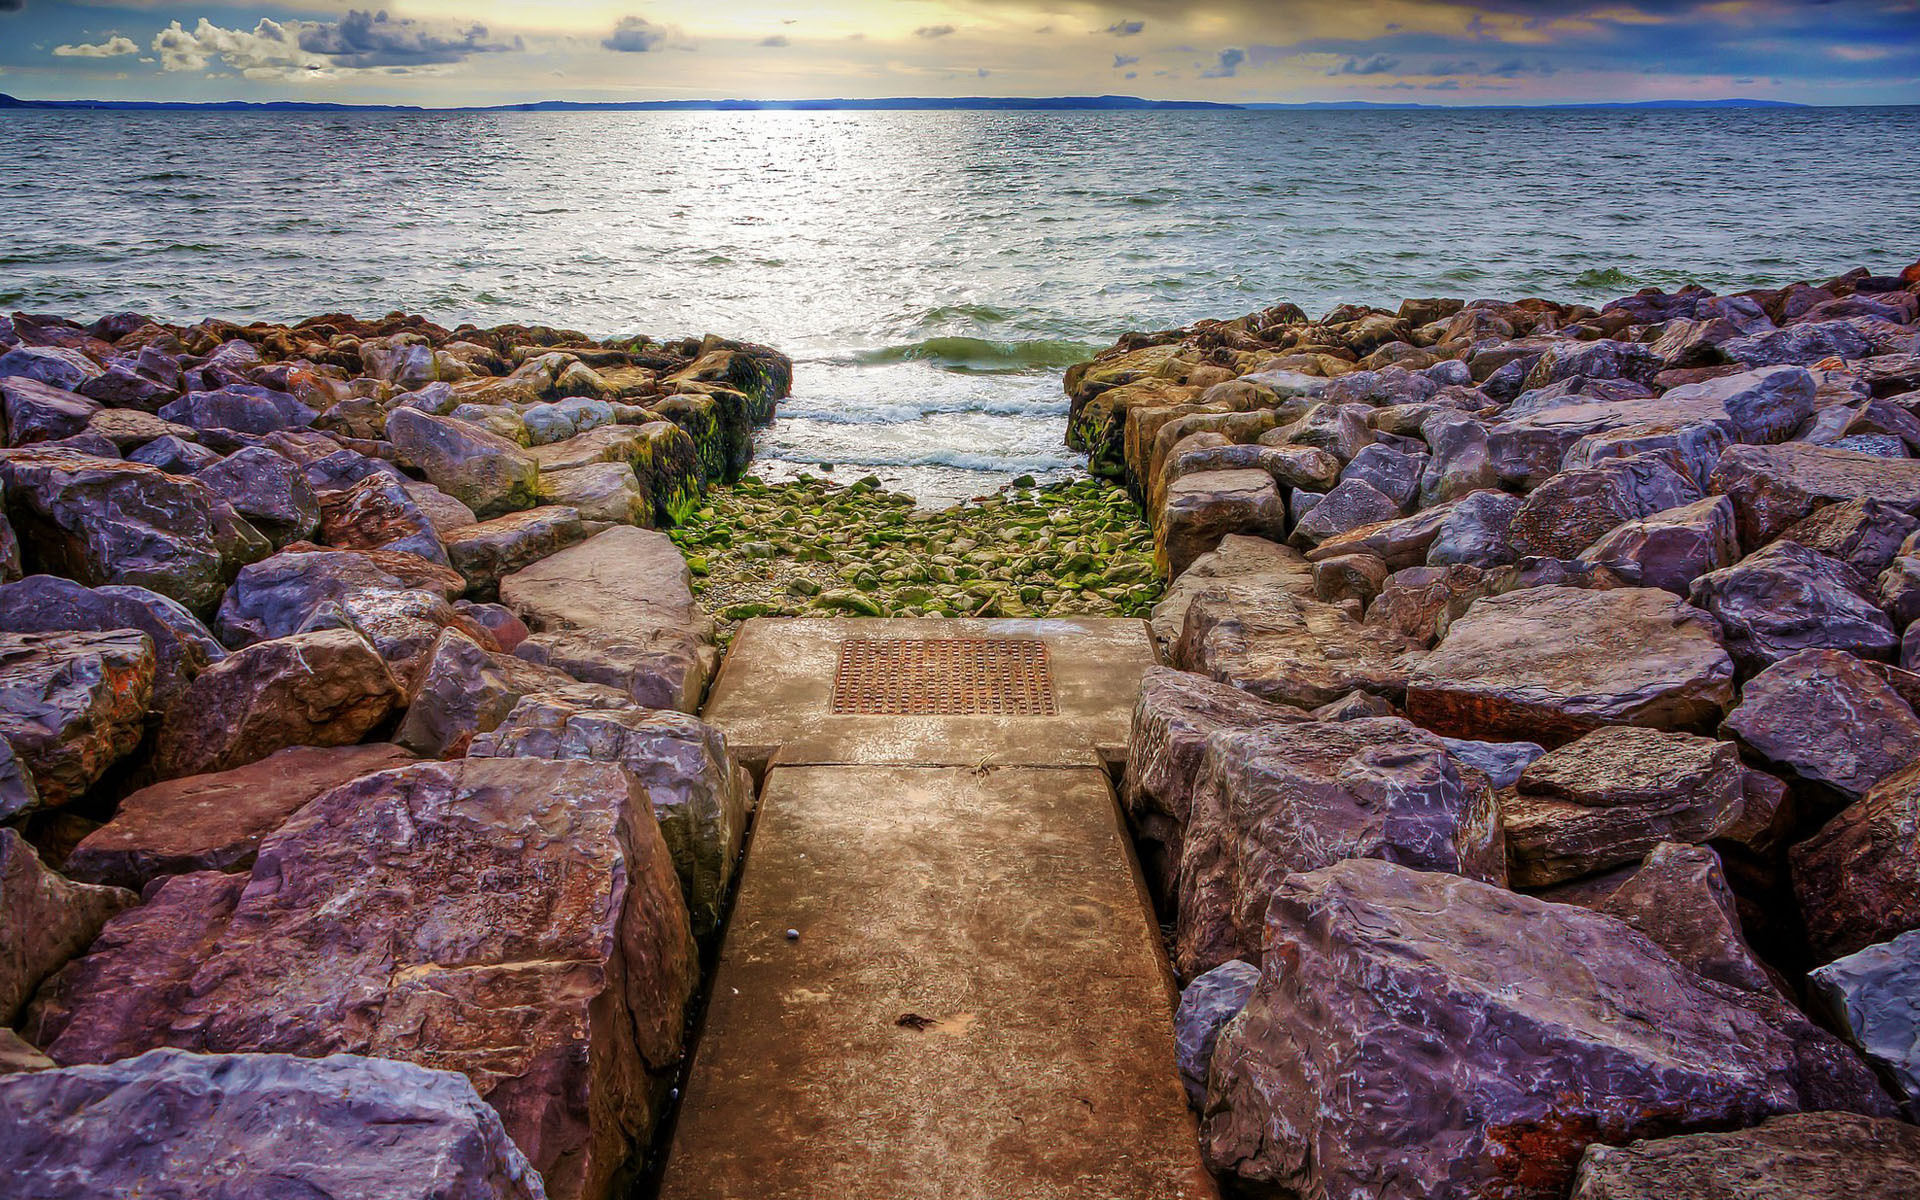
[0,92,1825,115]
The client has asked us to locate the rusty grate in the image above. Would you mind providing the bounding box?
[830,638,1057,716]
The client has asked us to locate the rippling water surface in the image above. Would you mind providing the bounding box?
[3,106,1916,501]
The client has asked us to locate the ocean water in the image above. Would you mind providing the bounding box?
[2,105,1916,503]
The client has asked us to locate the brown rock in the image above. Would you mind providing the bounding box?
[444,506,589,598]
[1721,649,1920,804]
[1791,760,1920,960]
[1176,717,1505,976]
[1507,454,1702,560]
[1362,563,1485,648]
[1576,494,1740,595]
[395,628,622,758]
[0,827,134,1023]
[30,759,696,1200]
[1148,534,1313,654]
[0,1049,546,1200]
[1406,585,1736,745]
[1155,468,1288,579]
[1571,1111,1920,1200]
[150,629,402,779]
[64,743,418,891]
[1505,726,1752,886]
[1175,584,1419,709]
[317,471,449,563]
[1203,859,1894,1200]
[1592,842,1780,995]
[215,544,463,647]
[1709,442,1920,550]
[384,406,540,519]
[0,629,155,814]
[301,586,498,687]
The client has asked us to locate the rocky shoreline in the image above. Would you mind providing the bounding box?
[1083,262,1920,1196]
[0,307,789,1197]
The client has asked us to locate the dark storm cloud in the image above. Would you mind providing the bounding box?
[299,9,518,67]
[1107,20,1146,36]
[1201,46,1245,78]
[1330,54,1398,75]
[603,15,669,53]
[916,25,957,38]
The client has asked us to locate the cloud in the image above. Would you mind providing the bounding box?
[1201,46,1245,78]
[1107,20,1146,36]
[1113,53,1140,67]
[915,25,956,39]
[603,16,668,53]
[152,18,323,77]
[298,9,518,67]
[1330,53,1398,75]
[0,0,22,12]
[759,35,789,47]
[54,36,139,58]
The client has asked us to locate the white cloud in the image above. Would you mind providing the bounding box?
[152,18,325,79]
[53,35,139,58]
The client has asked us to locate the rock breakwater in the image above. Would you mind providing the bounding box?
[1102,262,1920,1197]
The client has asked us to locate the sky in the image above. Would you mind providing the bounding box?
[1,1,1916,106]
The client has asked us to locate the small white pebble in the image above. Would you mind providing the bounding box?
[785,928,800,940]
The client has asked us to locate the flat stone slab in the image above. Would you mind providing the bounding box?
[656,764,1214,1200]
[701,617,1156,773]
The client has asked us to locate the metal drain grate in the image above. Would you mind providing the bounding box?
[830,638,1057,716]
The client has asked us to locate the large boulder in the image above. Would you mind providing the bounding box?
[29,759,698,1200]
[394,628,623,758]
[0,828,134,1023]
[444,505,589,597]
[1589,842,1780,995]
[1809,930,1920,1120]
[1156,468,1288,579]
[158,384,316,436]
[0,449,268,612]
[1689,540,1898,675]
[1174,959,1260,1108]
[1507,455,1702,560]
[1709,443,1920,549]
[2,375,100,445]
[318,471,449,562]
[1576,495,1740,595]
[0,629,155,814]
[0,574,222,708]
[1148,533,1314,653]
[1175,585,1418,709]
[1791,759,1920,961]
[1721,649,1920,803]
[1176,717,1504,976]
[386,407,541,519]
[1778,497,1919,579]
[1504,727,1753,887]
[1570,1111,1920,1200]
[1122,666,1309,900]
[195,446,321,548]
[149,629,402,779]
[1406,586,1736,744]
[64,743,418,892]
[498,527,717,713]
[471,695,752,936]
[1202,859,1894,1200]
[0,1049,545,1200]
[215,544,463,646]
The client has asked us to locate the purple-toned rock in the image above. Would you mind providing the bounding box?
[445,505,589,597]
[214,544,463,646]
[1407,586,1736,745]
[2,376,99,445]
[471,694,752,935]
[0,1049,546,1200]
[1203,859,1894,1200]
[1723,320,1874,367]
[457,599,530,653]
[1521,337,1665,391]
[0,630,155,814]
[1576,495,1740,595]
[195,445,320,548]
[0,828,134,1023]
[1156,468,1288,579]
[1174,960,1260,1107]
[1722,649,1920,803]
[1175,717,1504,976]
[158,384,316,435]
[149,628,402,779]
[1590,842,1778,994]
[127,432,220,472]
[0,574,222,708]
[386,406,541,519]
[1424,488,1523,567]
[1709,442,1920,549]
[28,758,699,1200]
[1303,503,1451,570]
[64,742,419,892]
[1792,760,1920,960]
[0,449,269,612]
[1289,477,1401,549]
[1562,415,1732,489]
[1176,584,1419,709]
[1657,365,1818,444]
[1777,497,1918,578]
[1362,563,1485,648]
[394,628,622,758]
[301,585,497,687]
[1571,1111,1920,1200]
[1505,726,1753,886]
[1508,454,1702,560]
[1689,541,1897,675]
[0,344,102,391]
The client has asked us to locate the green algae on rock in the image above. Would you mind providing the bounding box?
[669,475,1163,643]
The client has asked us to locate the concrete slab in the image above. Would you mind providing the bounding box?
[700,618,1158,773]
[656,764,1216,1200]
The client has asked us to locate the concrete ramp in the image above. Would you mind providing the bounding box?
[658,619,1215,1200]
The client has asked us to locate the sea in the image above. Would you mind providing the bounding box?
[3,105,1916,504]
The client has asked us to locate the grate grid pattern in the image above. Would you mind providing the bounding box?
[830,638,1057,716]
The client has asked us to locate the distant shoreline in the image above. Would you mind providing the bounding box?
[0,91,1836,115]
